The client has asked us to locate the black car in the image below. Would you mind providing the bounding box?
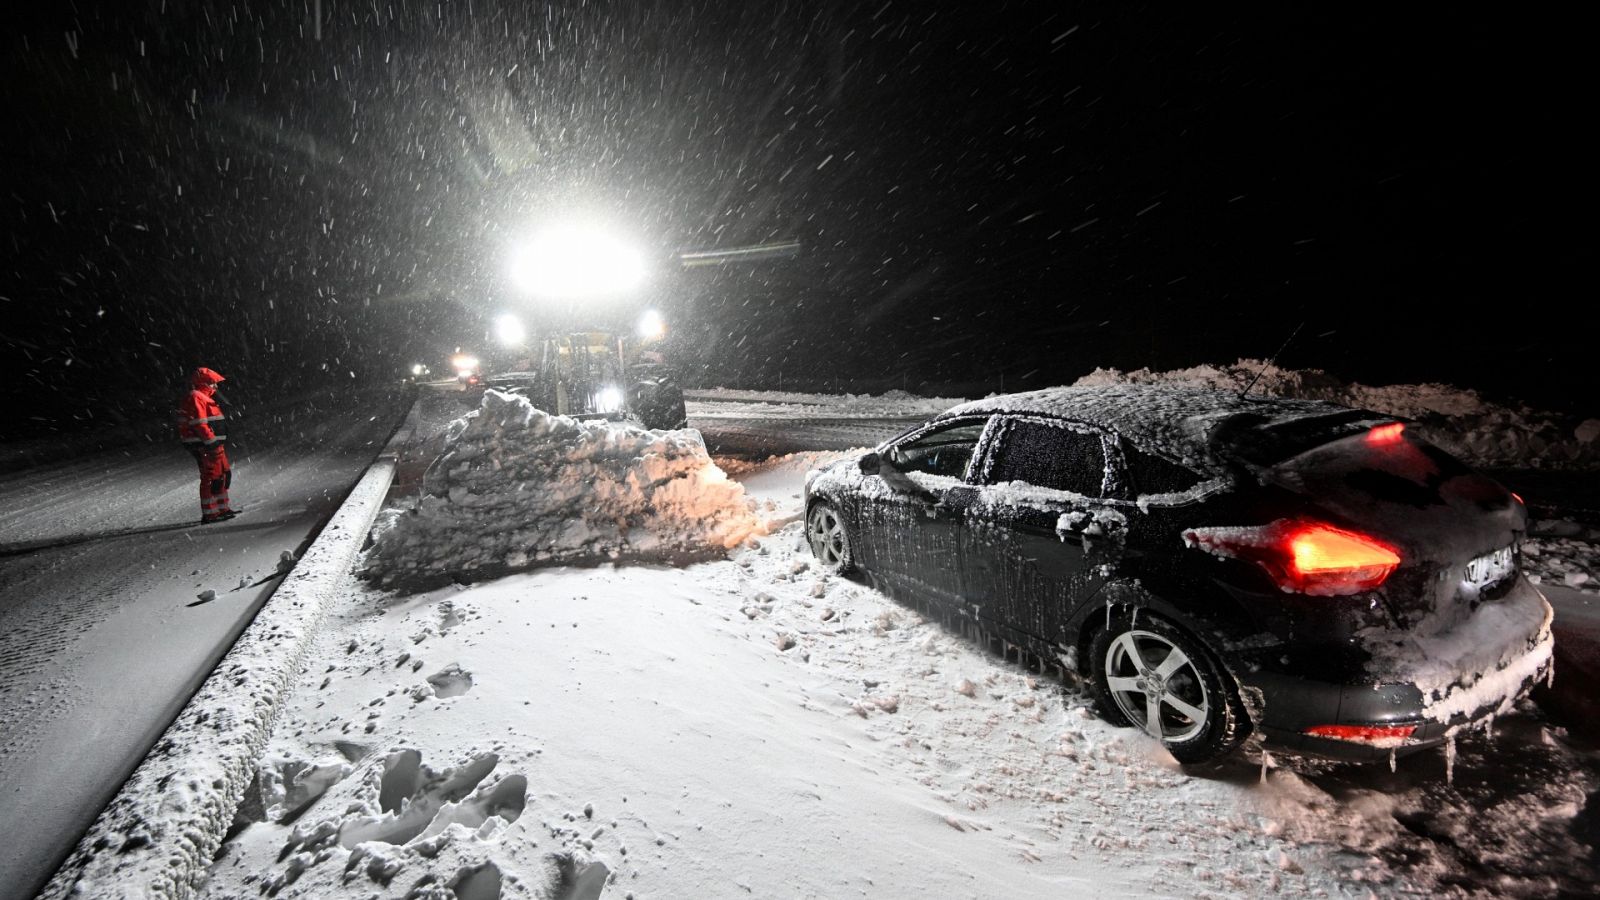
[803,385,1552,765]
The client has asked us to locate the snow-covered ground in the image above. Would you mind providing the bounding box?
[685,388,966,420]
[201,383,1600,899]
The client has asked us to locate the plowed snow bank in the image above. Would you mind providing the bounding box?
[363,390,762,587]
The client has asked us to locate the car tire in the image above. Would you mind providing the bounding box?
[1089,612,1251,765]
[805,501,856,576]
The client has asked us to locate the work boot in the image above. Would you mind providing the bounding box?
[217,508,239,520]
[200,513,226,524]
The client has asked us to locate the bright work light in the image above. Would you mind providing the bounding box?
[508,226,646,299]
[494,313,526,346]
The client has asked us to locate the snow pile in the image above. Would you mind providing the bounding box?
[1525,519,1600,590]
[1075,359,1599,469]
[362,390,763,587]
[713,448,863,481]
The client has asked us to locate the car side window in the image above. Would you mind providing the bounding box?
[985,419,1107,496]
[892,419,989,479]
[1121,443,1203,495]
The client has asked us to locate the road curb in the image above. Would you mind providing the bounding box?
[39,459,397,900]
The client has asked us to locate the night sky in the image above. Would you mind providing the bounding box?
[2,3,1589,438]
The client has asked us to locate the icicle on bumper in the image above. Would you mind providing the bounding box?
[362,390,765,586]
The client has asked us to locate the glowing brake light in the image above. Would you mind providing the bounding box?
[1183,519,1401,596]
[1364,422,1406,445]
[1305,723,1416,747]
[1288,524,1400,583]
[1510,491,1524,506]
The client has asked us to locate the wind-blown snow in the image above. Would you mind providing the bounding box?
[362,390,764,587]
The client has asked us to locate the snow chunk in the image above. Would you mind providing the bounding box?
[362,390,764,587]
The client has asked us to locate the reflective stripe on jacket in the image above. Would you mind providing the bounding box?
[177,390,227,446]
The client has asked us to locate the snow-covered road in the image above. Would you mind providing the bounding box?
[0,387,414,900]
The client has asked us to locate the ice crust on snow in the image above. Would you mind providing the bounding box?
[363,390,764,586]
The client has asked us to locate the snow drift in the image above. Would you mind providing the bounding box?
[362,390,763,587]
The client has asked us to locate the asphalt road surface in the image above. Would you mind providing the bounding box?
[0,386,413,900]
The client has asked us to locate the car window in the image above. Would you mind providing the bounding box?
[1121,443,1203,496]
[892,419,989,479]
[986,419,1106,496]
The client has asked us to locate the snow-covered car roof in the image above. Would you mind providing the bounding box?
[940,385,1385,470]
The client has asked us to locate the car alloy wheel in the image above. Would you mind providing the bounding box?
[1103,629,1210,743]
[806,502,855,575]
[1089,612,1251,765]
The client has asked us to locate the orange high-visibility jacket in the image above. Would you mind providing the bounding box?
[176,367,228,447]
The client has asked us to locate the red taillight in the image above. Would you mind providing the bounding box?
[1305,724,1417,747]
[1286,523,1401,587]
[1365,422,1406,445]
[1183,519,1401,595]
[1510,491,1524,506]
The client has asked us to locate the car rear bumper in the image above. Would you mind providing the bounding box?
[1243,580,1554,762]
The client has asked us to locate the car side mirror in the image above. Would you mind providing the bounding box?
[858,452,881,475]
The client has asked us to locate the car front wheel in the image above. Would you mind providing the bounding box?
[806,501,856,575]
[1089,613,1251,765]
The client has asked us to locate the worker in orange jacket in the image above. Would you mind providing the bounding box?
[176,367,236,523]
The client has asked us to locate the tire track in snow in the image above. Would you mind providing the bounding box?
[0,542,131,764]
[0,451,193,547]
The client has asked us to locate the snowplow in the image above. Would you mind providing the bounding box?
[490,327,687,431]
[489,225,797,431]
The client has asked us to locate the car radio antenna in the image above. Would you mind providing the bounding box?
[1238,320,1304,399]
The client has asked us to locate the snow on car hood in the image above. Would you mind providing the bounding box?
[363,390,764,588]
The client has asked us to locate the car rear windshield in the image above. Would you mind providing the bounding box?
[1209,409,1385,467]
[1268,426,1479,508]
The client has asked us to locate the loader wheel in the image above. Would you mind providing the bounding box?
[630,378,688,430]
